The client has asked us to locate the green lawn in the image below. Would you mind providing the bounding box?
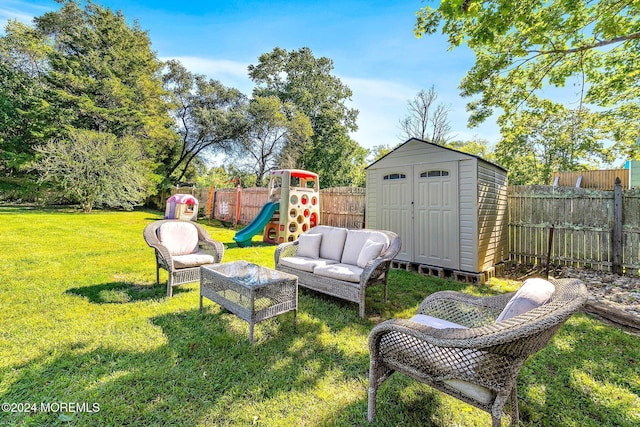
[1,207,639,426]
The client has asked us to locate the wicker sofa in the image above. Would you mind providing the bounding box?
[274,225,401,318]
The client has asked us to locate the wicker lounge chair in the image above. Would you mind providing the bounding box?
[143,220,224,296]
[367,278,588,426]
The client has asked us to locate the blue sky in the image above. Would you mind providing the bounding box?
[1,0,501,152]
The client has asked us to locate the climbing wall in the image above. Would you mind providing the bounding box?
[281,190,319,243]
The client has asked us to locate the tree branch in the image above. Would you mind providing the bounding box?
[528,32,640,55]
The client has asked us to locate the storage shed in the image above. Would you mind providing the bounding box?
[365,138,509,282]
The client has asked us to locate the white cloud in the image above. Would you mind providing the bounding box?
[0,1,54,28]
[0,8,34,23]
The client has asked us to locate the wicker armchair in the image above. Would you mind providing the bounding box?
[367,278,588,426]
[143,220,224,296]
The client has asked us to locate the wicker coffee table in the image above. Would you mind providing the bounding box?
[200,261,298,344]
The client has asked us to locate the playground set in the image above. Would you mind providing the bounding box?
[233,169,320,247]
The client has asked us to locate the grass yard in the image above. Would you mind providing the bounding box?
[1,206,639,426]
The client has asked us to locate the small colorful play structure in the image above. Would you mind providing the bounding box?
[233,169,320,247]
[165,193,198,221]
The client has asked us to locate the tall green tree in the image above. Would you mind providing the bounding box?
[233,96,312,186]
[248,47,367,187]
[415,0,640,160]
[162,59,248,184]
[34,0,175,158]
[1,0,178,196]
[496,101,614,184]
[0,21,59,178]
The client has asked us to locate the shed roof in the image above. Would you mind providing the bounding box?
[366,138,508,172]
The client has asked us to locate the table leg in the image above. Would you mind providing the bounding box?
[199,294,203,313]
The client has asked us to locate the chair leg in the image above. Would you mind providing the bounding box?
[510,385,519,426]
[167,273,173,297]
[383,271,388,303]
[367,385,377,423]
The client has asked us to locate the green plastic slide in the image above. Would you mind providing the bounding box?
[232,201,279,248]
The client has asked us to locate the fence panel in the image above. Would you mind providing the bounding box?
[238,188,270,224]
[551,169,629,190]
[508,185,639,275]
[320,187,366,228]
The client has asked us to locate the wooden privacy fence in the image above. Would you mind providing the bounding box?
[509,184,640,275]
[210,186,366,229]
[551,169,629,190]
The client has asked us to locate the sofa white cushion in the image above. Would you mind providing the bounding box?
[409,314,467,329]
[341,229,389,265]
[279,256,338,273]
[496,278,555,322]
[313,263,363,283]
[408,314,494,404]
[317,227,348,261]
[297,233,322,259]
[357,239,385,268]
[158,221,199,256]
[172,252,215,269]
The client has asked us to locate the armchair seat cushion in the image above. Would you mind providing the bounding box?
[172,252,215,269]
[313,263,363,283]
[278,256,338,273]
[409,314,467,329]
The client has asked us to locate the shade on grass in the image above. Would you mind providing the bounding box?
[0,207,639,426]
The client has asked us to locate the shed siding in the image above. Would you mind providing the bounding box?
[477,162,509,271]
[458,158,478,272]
[365,172,377,229]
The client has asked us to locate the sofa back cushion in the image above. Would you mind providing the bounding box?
[158,221,199,256]
[310,226,349,261]
[341,229,390,266]
[496,278,555,322]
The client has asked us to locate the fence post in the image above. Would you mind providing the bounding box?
[235,185,242,228]
[613,177,623,275]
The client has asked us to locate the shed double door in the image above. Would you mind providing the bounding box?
[377,162,459,269]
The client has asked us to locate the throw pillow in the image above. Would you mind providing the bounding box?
[496,278,555,322]
[357,239,384,268]
[297,233,322,259]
